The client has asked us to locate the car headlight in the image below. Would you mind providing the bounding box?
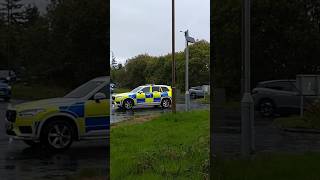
[18,109,45,117]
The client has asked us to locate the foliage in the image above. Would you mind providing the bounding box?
[111,40,210,91]
[0,0,108,88]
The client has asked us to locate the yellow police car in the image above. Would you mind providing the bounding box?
[112,84,172,110]
[5,77,109,151]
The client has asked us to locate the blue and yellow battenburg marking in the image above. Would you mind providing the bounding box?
[59,101,109,133]
[126,91,169,104]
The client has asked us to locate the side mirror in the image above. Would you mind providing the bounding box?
[94,92,106,103]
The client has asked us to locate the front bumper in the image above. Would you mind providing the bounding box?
[5,119,38,141]
[112,96,123,107]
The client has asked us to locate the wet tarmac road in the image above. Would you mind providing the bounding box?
[0,100,108,180]
[213,108,320,155]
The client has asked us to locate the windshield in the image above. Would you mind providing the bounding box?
[130,86,143,93]
[65,80,104,98]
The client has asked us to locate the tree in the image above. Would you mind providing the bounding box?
[0,0,24,71]
[110,41,210,91]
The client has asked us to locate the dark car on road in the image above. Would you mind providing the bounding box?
[0,82,11,102]
[252,80,318,117]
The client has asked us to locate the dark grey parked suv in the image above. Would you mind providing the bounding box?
[252,80,318,117]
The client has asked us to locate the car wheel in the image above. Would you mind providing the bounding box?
[161,98,171,109]
[190,93,197,99]
[4,97,10,102]
[23,140,40,147]
[259,99,275,117]
[41,120,74,152]
[123,99,134,110]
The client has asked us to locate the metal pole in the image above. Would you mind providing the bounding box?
[241,0,254,157]
[172,0,176,113]
[185,30,190,111]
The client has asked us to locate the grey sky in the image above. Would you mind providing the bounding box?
[111,0,210,64]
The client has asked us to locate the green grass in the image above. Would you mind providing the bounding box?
[110,110,209,180]
[273,116,317,129]
[114,88,131,93]
[273,100,320,129]
[12,83,69,100]
[195,95,210,104]
[212,152,320,180]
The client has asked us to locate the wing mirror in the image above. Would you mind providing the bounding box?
[94,92,106,103]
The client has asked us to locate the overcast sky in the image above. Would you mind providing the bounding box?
[111,0,210,64]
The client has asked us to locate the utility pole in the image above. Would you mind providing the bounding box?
[241,0,255,157]
[185,30,190,111]
[171,0,176,113]
[7,0,11,75]
[183,30,195,111]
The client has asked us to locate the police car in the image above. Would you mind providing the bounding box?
[112,84,172,110]
[5,77,109,151]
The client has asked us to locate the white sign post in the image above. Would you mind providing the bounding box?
[296,75,320,117]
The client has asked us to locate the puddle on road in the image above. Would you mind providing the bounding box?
[0,140,108,180]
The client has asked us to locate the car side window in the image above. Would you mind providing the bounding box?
[265,82,296,92]
[152,86,160,92]
[97,85,110,99]
[141,87,150,93]
[161,87,169,92]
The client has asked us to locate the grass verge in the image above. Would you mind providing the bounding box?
[111,110,209,180]
[273,116,317,129]
[195,95,210,104]
[212,152,320,180]
[12,83,69,100]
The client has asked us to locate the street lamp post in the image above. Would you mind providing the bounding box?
[241,0,255,157]
[172,0,176,113]
[183,30,195,111]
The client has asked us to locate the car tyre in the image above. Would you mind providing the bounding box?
[41,120,74,152]
[123,99,134,110]
[190,93,197,99]
[161,98,171,109]
[4,97,10,102]
[259,99,275,117]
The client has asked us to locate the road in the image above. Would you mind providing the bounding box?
[212,108,320,155]
[0,100,108,180]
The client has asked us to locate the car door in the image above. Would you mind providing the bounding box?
[152,86,161,104]
[84,84,110,136]
[265,82,300,109]
[144,86,154,104]
[136,86,149,105]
